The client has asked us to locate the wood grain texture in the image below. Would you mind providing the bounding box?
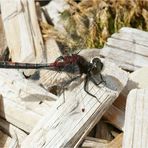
[22,61,128,147]
[0,130,17,148]
[0,117,27,146]
[100,27,148,71]
[0,69,57,132]
[123,89,148,148]
[1,0,44,63]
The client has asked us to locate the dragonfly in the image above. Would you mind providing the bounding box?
[0,54,105,101]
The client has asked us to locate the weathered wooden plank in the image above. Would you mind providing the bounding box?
[104,94,125,130]
[95,119,114,141]
[0,69,57,132]
[1,0,44,62]
[0,69,57,102]
[100,27,148,71]
[120,27,148,40]
[81,133,123,148]
[100,46,148,71]
[108,133,123,148]
[104,67,148,131]
[22,61,128,147]
[44,0,69,31]
[0,130,17,148]
[104,104,125,130]
[0,15,7,55]
[112,32,148,47]
[107,38,148,57]
[0,117,27,146]
[123,89,148,148]
[81,137,109,148]
[0,69,55,117]
[0,96,41,133]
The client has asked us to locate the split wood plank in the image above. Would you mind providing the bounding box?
[120,27,148,42]
[104,94,126,130]
[1,0,45,63]
[0,117,27,145]
[100,46,147,71]
[22,61,128,147]
[112,27,148,47]
[104,103,125,130]
[0,96,41,133]
[108,133,123,148]
[0,15,7,54]
[81,137,109,148]
[100,27,148,71]
[0,130,17,148]
[123,89,148,148]
[107,38,148,57]
[0,69,57,132]
[112,32,148,47]
[0,69,57,103]
[82,133,123,148]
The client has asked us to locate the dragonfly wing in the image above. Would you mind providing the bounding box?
[39,67,80,89]
[59,63,80,75]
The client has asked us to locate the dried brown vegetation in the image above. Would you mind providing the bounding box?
[41,0,148,51]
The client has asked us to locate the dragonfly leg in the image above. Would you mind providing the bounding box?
[84,75,101,104]
[62,75,81,88]
[99,73,106,84]
[57,75,81,109]
[91,73,106,86]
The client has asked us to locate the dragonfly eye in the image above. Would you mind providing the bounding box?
[91,58,103,74]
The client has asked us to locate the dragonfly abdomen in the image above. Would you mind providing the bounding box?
[0,61,49,69]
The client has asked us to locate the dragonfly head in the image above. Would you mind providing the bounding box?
[91,58,103,75]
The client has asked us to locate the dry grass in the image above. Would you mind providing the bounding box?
[41,0,148,52]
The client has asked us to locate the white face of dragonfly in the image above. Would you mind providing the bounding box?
[90,57,103,75]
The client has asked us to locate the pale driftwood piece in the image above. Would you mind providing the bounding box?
[112,27,148,47]
[45,39,62,63]
[120,27,148,40]
[0,96,41,133]
[100,27,148,71]
[95,120,114,141]
[22,61,128,148]
[123,89,148,148]
[112,32,148,47]
[44,0,69,31]
[81,137,109,148]
[0,69,57,132]
[107,38,148,57]
[104,104,125,130]
[0,117,27,145]
[82,133,123,148]
[104,93,126,130]
[108,133,123,148]
[0,69,57,102]
[100,46,147,71]
[0,15,7,54]
[0,130,17,148]
[1,0,44,62]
